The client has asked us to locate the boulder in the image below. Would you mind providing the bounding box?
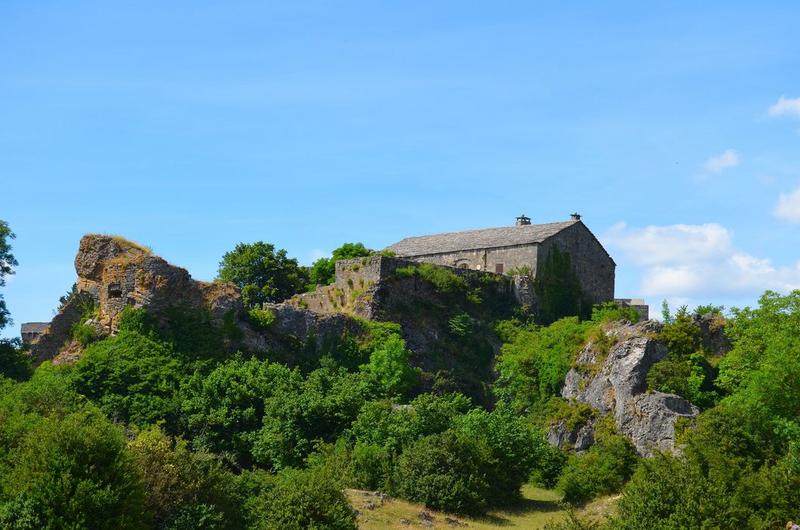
[561,320,699,456]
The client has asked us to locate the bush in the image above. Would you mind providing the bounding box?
[557,432,638,504]
[181,357,299,468]
[247,467,357,530]
[0,338,30,381]
[494,316,592,410]
[394,263,468,293]
[252,365,372,470]
[0,406,147,530]
[359,334,420,397]
[73,330,184,429]
[248,307,275,329]
[128,426,241,529]
[350,393,472,454]
[394,431,491,515]
[454,407,540,505]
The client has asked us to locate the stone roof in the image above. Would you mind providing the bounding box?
[387,220,579,256]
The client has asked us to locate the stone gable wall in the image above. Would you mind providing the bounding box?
[537,222,615,304]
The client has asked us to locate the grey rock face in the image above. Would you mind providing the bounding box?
[561,320,699,456]
[547,420,595,452]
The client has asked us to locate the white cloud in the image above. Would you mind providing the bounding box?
[774,187,800,223]
[605,222,731,266]
[604,222,800,299]
[768,96,800,118]
[703,149,740,173]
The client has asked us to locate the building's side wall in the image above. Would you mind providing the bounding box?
[405,245,538,274]
[536,222,615,304]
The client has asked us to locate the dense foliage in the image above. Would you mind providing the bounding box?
[534,245,588,324]
[217,241,308,306]
[609,291,800,529]
[0,220,17,330]
[308,242,373,288]
[4,227,799,527]
[646,305,720,408]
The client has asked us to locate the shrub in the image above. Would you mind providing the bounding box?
[394,263,468,293]
[494,316,592,410]
[0,339,30,381]
[350,393,472,454]
[448,312,473,337]
[0,406,147,530]
[557,432,638,504]
[394,431,491,515]
[252,365,372,470]
[359,334,420,397]
[128,426,241,529]
[73,330,184,429]
[181,357,299,468]
[247,467,357,530]
[248,307,275,329]
[454,407,540,505]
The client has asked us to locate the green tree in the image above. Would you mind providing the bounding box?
[0,406,147,530]
[180,357,299,468]
[72,330,185,429]
[308,242,372,287]
[359,334,420,397]
[0,338,30,381]
[217,242,308,306]
[246,467,357,530]
[0,220,18,330]
[128,426,242,530]
[394,431,492,515]
[252,365,372,470]
[454,407,541,505]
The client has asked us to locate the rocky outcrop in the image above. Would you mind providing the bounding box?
[28,235,245,364]
[694,312,731,356]
[74,234,240,332]
[561,320,699,456]
[28,234,374,367]
[547,420,595,452]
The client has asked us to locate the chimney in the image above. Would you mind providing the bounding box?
[571,212,581,221]
[515,214,531,226]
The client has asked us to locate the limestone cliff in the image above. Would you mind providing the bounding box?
[557,320,700,456]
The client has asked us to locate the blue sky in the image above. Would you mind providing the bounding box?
[3,1,800,336]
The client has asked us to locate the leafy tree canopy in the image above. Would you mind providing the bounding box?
[217,242,307,306]
[0,220,18,330]
[308,242,372,288]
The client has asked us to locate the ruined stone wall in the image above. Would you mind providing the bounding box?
[286,256,424,318]
[286,255,517,318]
[538,222,615,304]
[403,245,538,275]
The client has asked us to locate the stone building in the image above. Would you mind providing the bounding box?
[386,214,615,305]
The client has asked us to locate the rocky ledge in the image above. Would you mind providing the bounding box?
[559,320,700,456]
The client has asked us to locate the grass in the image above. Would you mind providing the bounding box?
[86,233,152,254]
[347,484,618,529]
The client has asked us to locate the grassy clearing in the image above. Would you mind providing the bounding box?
[348,484,617,529]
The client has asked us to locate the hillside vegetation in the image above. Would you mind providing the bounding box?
[0,227,798,529]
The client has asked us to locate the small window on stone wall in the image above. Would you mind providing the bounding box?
[495,263,504,274]
[459,263,469,269]
[108,283,122,298]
